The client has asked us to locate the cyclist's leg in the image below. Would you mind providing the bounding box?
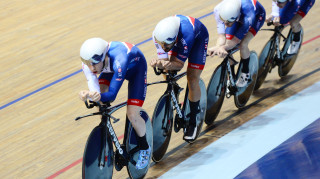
[127,105,146,140]
[236,8,265,87]
[126,57,150,169]
[289,0,315,33]
[126,59,148,141]
[236,33,254,87]
[184,24,208,141]
[288,0,315,54]
[280,0,313,54]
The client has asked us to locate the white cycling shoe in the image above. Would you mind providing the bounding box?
[236,72,251,88]
[287,33,302,55]
[136,146,151,169]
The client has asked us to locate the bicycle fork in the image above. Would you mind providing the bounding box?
[171,88,186,132]
[226,60,237,98]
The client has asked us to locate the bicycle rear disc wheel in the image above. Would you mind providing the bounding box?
[127,110,153,179]
[278,28,303,77]
[82,126,114,179]
[205,64,227,125]
[151,94,173,163]
[255,39,274,91]
[234,51,259,108]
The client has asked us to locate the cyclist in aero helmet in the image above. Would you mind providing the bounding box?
[208,0,266,88]
[266,0,315,54]
[150,15,209,142]
[79,37,151,170]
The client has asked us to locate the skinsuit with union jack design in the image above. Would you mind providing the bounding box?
[81,41,151,170]
[208,0,266,88]
[151,15,209,142]
[82,41,147,106]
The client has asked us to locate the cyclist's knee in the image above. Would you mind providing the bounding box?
[290,21,302,32]
[187,73,200,84]
[239,42,249,52]
[127,105,140,121]
[239,43,250,59]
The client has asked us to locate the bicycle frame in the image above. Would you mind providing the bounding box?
[75,101,137,167]
[218,47,240,98]
[261,24,289,65]
[148,69,187,132]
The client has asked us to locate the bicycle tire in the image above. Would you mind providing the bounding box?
[127,110,153,179]
[278,28,303,77]
[254,39,275,90]
[234,51,259,108]
[82,125,114,179]
[151,93,173,163]
[205,64,227,125]
[183,78,207,143]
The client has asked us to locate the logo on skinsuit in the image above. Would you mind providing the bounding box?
[190,64,200,69]
[179,54,187,59]
[226,34,234,40]
[131,100,139,104]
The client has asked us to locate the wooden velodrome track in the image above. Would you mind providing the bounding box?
[0,0,319,178]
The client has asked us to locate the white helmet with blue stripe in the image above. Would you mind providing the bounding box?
[219,0,241,22]
[153,16,180,44]
[80,37,108,65]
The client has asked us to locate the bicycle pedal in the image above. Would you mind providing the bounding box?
[174,117,182,133]
[114,160,124,171]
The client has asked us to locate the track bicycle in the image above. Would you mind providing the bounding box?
[148,68,207,162]
[75,101,153,179]
[254,22,303,90]
[205,46,258,125]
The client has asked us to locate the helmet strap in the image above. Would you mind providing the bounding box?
[101,45,109,69]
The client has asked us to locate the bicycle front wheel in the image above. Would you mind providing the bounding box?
[151,93,173,163]
[255,39,275,90]
[205,64,227,125]
[234,51,259,108]
[82,125,114,179]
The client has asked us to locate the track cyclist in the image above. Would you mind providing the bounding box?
[150,15,209,142]
[78,37,151,169]
[265,0,315,54]
[208,0,266,87]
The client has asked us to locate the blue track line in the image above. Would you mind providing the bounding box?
[0,70,82,110]
[0,12,214,111]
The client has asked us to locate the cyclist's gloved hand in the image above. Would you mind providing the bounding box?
[150,58,158,68]
[208,46,219,57]
[265,14,280,26]
[265,14,274,23]
[273,16,281,26]
[88,91,101,102]
[160,60,171,69]
[79,90,90,101]
[216,46,228,58]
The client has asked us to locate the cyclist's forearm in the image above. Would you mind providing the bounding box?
[222,38,240,51]
[216,34,226,46]
[164,61,184,71]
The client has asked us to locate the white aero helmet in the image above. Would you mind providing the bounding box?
[219,0,241,22]
[154,16,180,44]
[80,37,108,65]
